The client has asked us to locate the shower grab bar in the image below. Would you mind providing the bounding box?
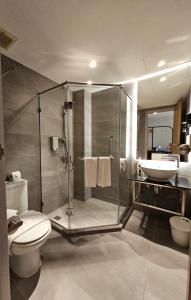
[78,136,114,160]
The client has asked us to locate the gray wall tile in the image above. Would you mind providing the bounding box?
[2,55,56,211]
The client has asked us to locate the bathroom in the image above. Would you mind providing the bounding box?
[0,2,191,300]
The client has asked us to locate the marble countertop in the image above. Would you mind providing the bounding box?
[128,175,191,190]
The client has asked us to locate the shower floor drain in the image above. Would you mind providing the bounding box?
[53,216,61,220]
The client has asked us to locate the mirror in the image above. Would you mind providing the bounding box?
[137,67,191,160]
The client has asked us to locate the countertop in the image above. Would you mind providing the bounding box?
[128,175,191,190]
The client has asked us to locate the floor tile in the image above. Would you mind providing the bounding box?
[10,207,186,300]
[143,262,188,300]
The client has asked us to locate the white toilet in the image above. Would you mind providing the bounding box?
[6,179,51,278]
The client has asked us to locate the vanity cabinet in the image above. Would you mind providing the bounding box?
[129,175,191,216]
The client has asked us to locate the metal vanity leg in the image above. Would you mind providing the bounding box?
[181,189,186,216]
[133,181,136,204]
[132,181,141,205]
[138,182,141,196]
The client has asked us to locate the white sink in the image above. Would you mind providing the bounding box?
[140,160,178,181]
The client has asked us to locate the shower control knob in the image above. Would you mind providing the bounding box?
[60,154,68,158]
[60,154,69,163]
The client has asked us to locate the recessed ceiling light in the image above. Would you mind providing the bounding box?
[153,112,158,115]
[89,60,97,68]
[160,76,167,82]
[157,60,166,67]
[87,80,92,85]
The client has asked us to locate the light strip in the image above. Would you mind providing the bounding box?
[125,96,131,159]
[131,81,138,161]
[119,60,191,84]
[125,82,138,160]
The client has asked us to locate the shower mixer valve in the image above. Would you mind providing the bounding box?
[60,154,69,163]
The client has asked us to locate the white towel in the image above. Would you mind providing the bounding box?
[8,210,49,255]
[84,157,98,187]
[8,215,23,234]
[98,157,111,187]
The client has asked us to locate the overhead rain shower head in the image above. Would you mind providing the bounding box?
[62,105,67,115]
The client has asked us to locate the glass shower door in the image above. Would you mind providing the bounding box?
[40,86,70,229]
[67,84,121,230]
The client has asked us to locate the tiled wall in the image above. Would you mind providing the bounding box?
[92,87,120,203]
[2,55,56,211]
[73,89,91,201]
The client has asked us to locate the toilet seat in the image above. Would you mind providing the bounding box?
[11,210,51,245]
[13,219,51,244]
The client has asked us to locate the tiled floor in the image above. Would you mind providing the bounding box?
[48,198,126,229]
[11,210,189,300]
[126,210,188,254]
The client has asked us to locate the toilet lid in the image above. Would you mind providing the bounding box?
[13,219,51,244]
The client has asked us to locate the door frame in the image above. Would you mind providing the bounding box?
[0,54,11,300]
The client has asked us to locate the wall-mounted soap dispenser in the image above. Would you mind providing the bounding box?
[50,136,59,152]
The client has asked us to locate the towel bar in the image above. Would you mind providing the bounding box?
[78,155,114,160]
[79,136,114,160]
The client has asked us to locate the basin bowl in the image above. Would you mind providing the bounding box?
[140,160,178,181]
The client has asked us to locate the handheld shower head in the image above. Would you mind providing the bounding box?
[62,105,67,115]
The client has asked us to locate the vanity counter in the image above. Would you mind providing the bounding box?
[128,175,191,190]
[128,175,191,216]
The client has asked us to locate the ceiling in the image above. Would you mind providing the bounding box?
[1,0,191,107]
[148,110,174,121]
[138,67,191,108]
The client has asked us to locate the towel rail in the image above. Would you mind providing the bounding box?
[78,136,114,160]
[78,155,114,160]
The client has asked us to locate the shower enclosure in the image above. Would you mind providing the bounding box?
[38,82,133,235]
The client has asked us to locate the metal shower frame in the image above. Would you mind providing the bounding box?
[37,81,134,237]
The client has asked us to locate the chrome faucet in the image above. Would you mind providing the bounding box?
[170,154,180,168]
[162,153,180,182]
[163,153,180,169]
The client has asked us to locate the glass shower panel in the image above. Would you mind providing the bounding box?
[67,84,121,229]
[39,86,70,229]
[39,82,133,233]
[119,90,132,218]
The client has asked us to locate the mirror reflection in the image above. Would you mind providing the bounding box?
[137,67,191,161]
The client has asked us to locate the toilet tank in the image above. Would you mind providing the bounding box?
[6,179,28,212]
